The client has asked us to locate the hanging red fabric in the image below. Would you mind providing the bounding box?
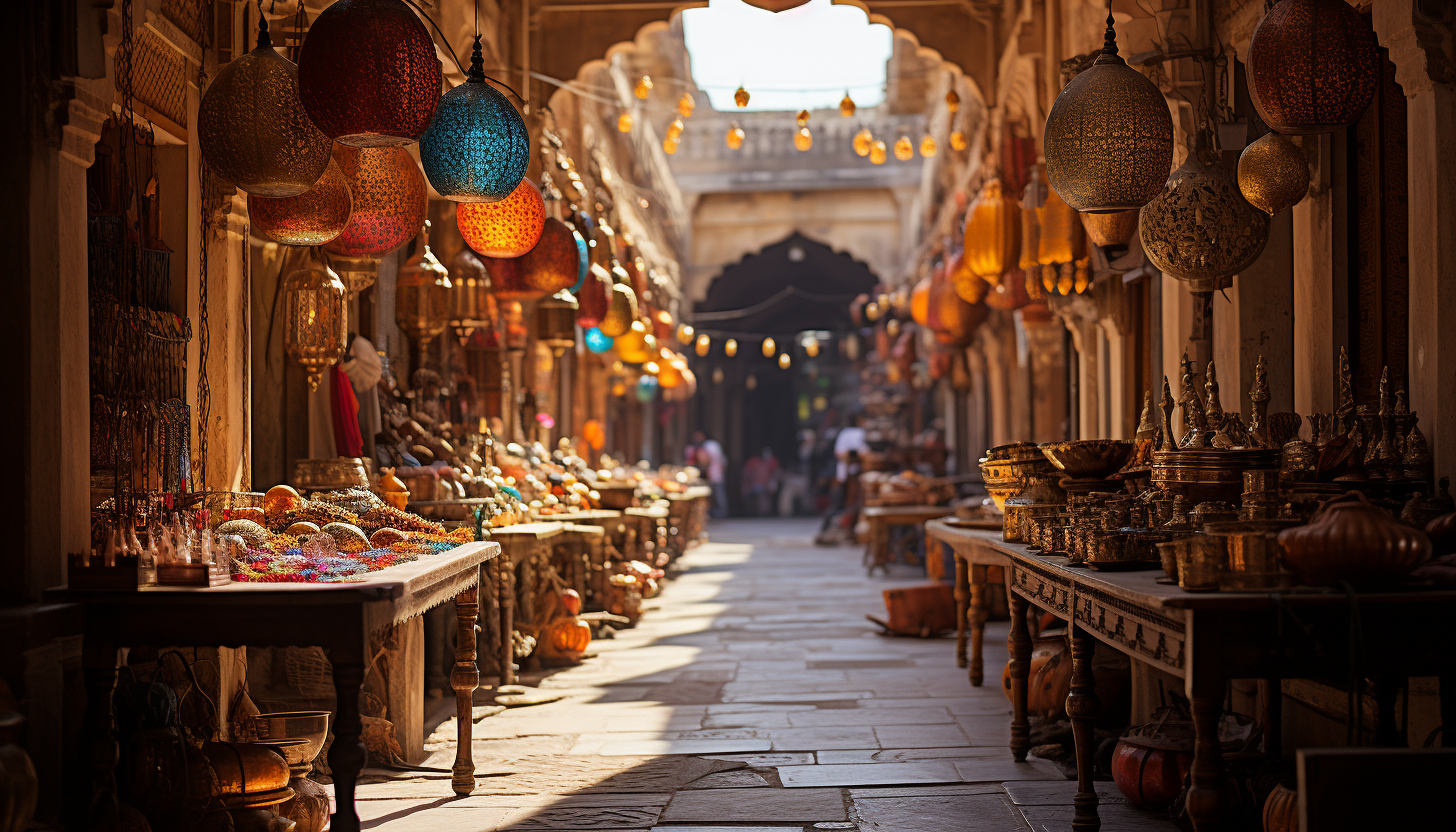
[330,365,364,458]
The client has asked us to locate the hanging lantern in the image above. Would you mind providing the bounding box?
[1246,0,1377,135]
[502,299,528,348]
[650,308,675,342]
[659,356,686,389]
[448,247,492,342]
[663,135,680,155]
[963,178,1020,286]
[734,86,750,107]
[926,263,984,347]
[945,89,960,113]
[1139,135,1270,293]
[864,301,881,321]
[778,353,791,370]
[796,110,810,128]
[677,324,695,345]
[1043,12,1173,212]
[634,75,653,99]
[1018,204,1040,272]
[617,112,634,133]
[677,92,696,119]
[199,16,332,197]
[762,337,776,358]
[794,127,813,152]
[695,333,710,356]
[536,290,579,351]
[419,37,528,203]
[458,178,546,258]
[726,122,745,150]
[1238,131,1310,215]
[576,263,612,329]
[885,319,901,338]
[324,144,427,261]
[1036,187,1085,266]
[1080,209,1139,247]
[585,327,614,354]
[667,117,685,140]
[636,375,659,402]
[910,278,932,325]
[510,218,581,298]
[298,0,441,146]
[948,250,986,304]
[950,130,968,151]
[839,93,856,117]
[853,128,873,157]
[249,157,353,246]
[284,266,348,391]
[616,320,654,363]
[724,338,738,358]
[870,141,888,165]
[919,135,938,158]
[894,136,914,161]
[984,269,1031,311]
[395,222,452,348]
[804,337,819,358]
[599,282,638,337]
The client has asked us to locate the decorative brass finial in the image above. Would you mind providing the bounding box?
[1204,360,1224,430]
[1248,355,1270,447]
[1159,376,1175,453]
[1178,353,1209,449]
[1336,345,1354,433]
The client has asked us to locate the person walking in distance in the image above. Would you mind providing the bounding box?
[692,430,729,517]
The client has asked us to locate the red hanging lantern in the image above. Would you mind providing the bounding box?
[323,144,426,259]
[249,157,353,246]
[575,263,612,329]
[298,0,442,147]
[457,179,546,258]
[1246,0,1378,135]
[511,218,580,299]
[927,262,985,346]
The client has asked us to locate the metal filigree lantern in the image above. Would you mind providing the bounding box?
[324,144,427,260]
[512,218,582,299]
[1237,131,1310,215]
[420,37,529,202]
[1139,135,1270,293]
[575,263,612,329]
[198,16,332,197]
[284,266,348,390]
[963,179,1020,286]
[457,179,546,258]
[1246,0,1378,135]
[248,157,353,246]
[448,247,492,342]
[298,0,442,146]
[395,222,452,348]
[537,290,579,351]
[1044,13,1173,213]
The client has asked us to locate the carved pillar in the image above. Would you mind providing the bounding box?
[1058,297,1100,440]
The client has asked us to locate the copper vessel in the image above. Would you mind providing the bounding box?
[1278,491,1432,587]
[1205,519,1298,591]
[1175,536,1225,592]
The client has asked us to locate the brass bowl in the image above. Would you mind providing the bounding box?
[201,741,294,808]
[1040,440,1136,479]
[253,738,312,768]
[253,711,330,770]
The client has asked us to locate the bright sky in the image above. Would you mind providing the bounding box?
[681,0,893,113]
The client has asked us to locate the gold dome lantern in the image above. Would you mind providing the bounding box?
[1043,12,1173,213]
[248,157,353,246]
[963,178,1020,286]
[1140,135,1271,293]
[394,221,452,349]
[284,266,348,391]
[1080,209,1139,247]
[1238,131,1310,215]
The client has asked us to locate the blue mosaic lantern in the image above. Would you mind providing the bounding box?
[584,327,614,354]
[420,37,529,202]
[635,375,660,402]
[568,223,590,293]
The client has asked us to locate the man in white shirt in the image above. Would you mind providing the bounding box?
[692,430,728,517]
[833,418,869,484]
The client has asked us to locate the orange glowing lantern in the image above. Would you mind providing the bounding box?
[457,179,546,258]
[963,178,1020,286]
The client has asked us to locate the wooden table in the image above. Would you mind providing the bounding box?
[489,522,565,680]
[50,541,498,832]
[989,538,1456,832]
[924,520,1011,687]
[861,504,951,575]
[626,505,670,566]
[544,510,626,608]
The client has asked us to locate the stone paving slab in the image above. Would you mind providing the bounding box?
[767,726,880,751]
[871,724,970,749]
[660,787,849,822]
[817,746,1006,764]
[1002,780,1128,805]
[853,793,1027,832]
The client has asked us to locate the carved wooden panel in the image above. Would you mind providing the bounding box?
[1009,562,1072,618]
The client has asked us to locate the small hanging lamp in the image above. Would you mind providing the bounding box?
[634,75,654,99]
[1080,209,1139,247]
[804,337,819,358]
[324,144,427,262]
[1036,187,1085,267]
[457,178,546,258]
[926,261,985,347]
[963,178,1020,286]
[839,93,856,117]
[778,353,791,370]
[948,250,986,304]
[1246,0,1377,135]
[794,127,813,152]
[796,110,810,128]
[678,92,696,118]
[950,130,968,151]
[945,89,960,113]
[510,217,581,299]
[762,337,776,358]
[894,136,914,161]
[919,135,938,157]
[663,135,680,155]
[668,117,685,140]
[395,221,453,349]
[853,128,874,157]
[298,0,442,146]
[284,266,348,391]
[726,122,746,150]
[694,333,710,356]
[536,290,579,351]
[869,140,888,165]
[248,157,353,246]
[448,247,491,340]
[419,36,529,203]
[584,327,614,354]
[1043,8,1173,212]
[677,324,695,345]
[910,277,932,325]
[1238,131,1310,215]
[724,338,738,358]
[199,13,332,197]
[598,282,638,338]
[575,263,613,329]
[615,320,654,363]
[617,112,634,133]
[734,86,750,107]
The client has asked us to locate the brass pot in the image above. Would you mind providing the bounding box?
[1040,439,1136,480]
[1175,536,1226,592]
[201,742,294,809]
[1205,519,1299,591]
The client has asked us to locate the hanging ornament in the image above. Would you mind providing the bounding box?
[778,353,791,370]
[616,320,655,363]
[734,86,750,107]
[1043,10,1173,212]
[794,127,813,152]
[537,290,579,350]
[963,178,1020,286]
[919,135,938,157]
[1036,187,1085,267]
[724,338,738,358]
[599,282,638,337]
[457,178,546,258]
[677,92,696,119]
[324,144,427,264]
[248,157,353,246]
[796,110,810,128]
[945,89,960,114]
[870,140,888,165]
[667,117,685,140]
[950,130,968,151]
[910,278,932,325]
[894,136,914,161]
[726,122,746,150]
[585,327,614,354]
[761,337,776,358]
[284,266,348,391]
[199,14,331,197]
[1140,132,1271,293]
[1080,209,1139,247]
[506,217,581,299]
[419,37,529,202]
[949,250,987,304]
[576,263,612,329]
[394,221,452,348]
[448,247,492,339]
[1247,0,1377,135]
[634,75,654,99]
[853,128,873,157]
[839,93,856,117]
[566,220,590,292]
[663,135,680,155]
[695,333,710,356]
[926,262,984,347]
[298,0,441,146]
[1238,131,1311,215]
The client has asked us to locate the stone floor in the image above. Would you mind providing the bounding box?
[349,518,1177,831]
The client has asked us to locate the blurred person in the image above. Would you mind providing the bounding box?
[741,447,780,516]
[692,430,728,517]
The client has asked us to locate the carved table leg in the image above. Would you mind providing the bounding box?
[969,564,989,687]
[81,623,120,830]
[1067,626,1101,832]
[953,553,969,669]
[452,576,481,795]
[1188,683,1228,832]
[520,545,540,671]
[498,553,516,686]
[1008,592,1032,762]
[329,658,367,832]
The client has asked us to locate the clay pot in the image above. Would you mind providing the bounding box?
[1001,635,1073,718]
[1278,491,1432,587]
[1263,783,1297,832]
[1111,729,1191,809]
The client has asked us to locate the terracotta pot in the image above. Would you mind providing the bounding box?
[1278,491,1431,587]
[1001,635,1073,718]
[1111,739,1190,809]
[1263,783,1297,832]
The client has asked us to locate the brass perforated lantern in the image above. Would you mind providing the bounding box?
[1140,137,1271,293]
[963,179,1020,286]
[1044,13,1173,213]
[1080,209,1139,247]
[249,157,353,246]
[1246,0,1377,135]
[395,222,452,348]
[284,266,348,391]
[324,144,427,260]
[537,290,579,350]
[199,17,332,197]
[1238,131,1310,215]
[512,218,581,299]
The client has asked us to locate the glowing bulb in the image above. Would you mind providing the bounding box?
[950,130,968,151]
[644,361,660,374]
[920,135,938,157]
[663,135,679,155]
[726,122,745,150]
[667,117,684,140]
[853,128,873,157]
[946,89,960,113]
[762,337,776,357]
[870,140,887,165]
[724,338,738,357]
[886,319,901,337]
[804,338,819,358]
[778,352,791,369]
[677,324,694,344]
[839,93,856,117]
[677,93,695,118]
[734,86,749,108]
[796,110,810,128]
[864,301,881,321]
[894,135,914,161]
[695,333,710,356]
[794,126,812,151]
[634,75,653,99]
[617,112,633,133]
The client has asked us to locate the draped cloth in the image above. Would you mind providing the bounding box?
[330,365,364,458]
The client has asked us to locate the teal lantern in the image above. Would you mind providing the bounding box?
[635,375,659,402]
[568,223,590,293]
[419,37,529,202]
[584,327,614,354]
